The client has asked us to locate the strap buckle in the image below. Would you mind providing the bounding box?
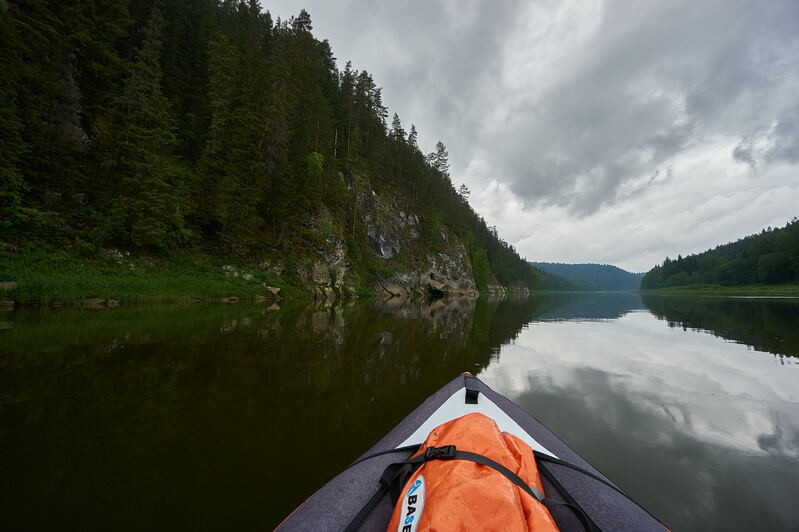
[424,445,457,461]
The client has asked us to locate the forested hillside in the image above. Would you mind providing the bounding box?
[641,219,799,289]
[530,262,643,291]
[0,1,538,293]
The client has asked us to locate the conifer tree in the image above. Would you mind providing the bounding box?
[108,3,187,249]
[200,4,271,251]
[390,113,406,143]
[0,3,27,234]
[161,0,214,160]
[427,140,450,179]
[435,141,450,178]
[408,124,419,151]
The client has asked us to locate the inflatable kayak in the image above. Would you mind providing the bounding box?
[277,373,667,531]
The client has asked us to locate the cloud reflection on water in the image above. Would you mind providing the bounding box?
[478,308,799,531]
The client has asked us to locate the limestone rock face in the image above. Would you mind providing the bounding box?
[366,194,477,299]
[417,250,478,298]
[359,189,418,261]
[296,230,353,300]
[299,186,482,300]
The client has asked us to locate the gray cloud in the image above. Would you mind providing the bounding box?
[267,0,525,154]
[267,1,799,269]
[735,107,799,169]
[270,0,797,213]
[771,109,799,164]
[484,0,799,213]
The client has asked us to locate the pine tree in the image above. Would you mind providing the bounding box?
[434,140,450,178]
[408,124,419,151]
[108,3,187,249]
[0,2,27,234]
[427,140,450,179]
[200,24,269,251]
[161,0,214,161]
[390,113,406,143]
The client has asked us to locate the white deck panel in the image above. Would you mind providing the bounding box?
[396,388,558,458]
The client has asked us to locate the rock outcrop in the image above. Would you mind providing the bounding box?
[287,186,479,300]
[296,232,353,300]
[290,184,484,301]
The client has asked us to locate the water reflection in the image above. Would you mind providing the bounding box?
[0,298,542,531]
[479,296,799,532]
[642,295,799,359]
[505,368,799,530]
[532,292,645,321]
[1,294,798,531]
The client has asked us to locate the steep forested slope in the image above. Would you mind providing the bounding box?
[530,262,643,291]
[0,1,537,292]
[641,219,799,289]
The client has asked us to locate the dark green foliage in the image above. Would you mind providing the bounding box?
[0,2,26,231]
[0,2,538,289]
[105,3,187,249]
[641,219,799,289]
[531,262,643,291]
[198,23,270,251]
[470,249,492,290]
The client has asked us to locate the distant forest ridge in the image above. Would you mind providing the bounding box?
[0,2,540,290]
[529,262,643,291]
[641,218,799,289]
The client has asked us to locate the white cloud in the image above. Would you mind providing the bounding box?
[479,311,799,457]
[266,0,799,271]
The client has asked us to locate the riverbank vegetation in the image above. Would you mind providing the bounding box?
[639,285,799,296]
[0,1,540,298]
[0,248,296,305]
[641,219,799,290]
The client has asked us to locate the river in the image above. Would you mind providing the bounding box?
[1,294,797,531]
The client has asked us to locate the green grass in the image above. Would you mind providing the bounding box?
[638,284,799,296]
[0,249,301,304]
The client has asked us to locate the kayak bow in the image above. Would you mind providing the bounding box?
[277,373,667,531]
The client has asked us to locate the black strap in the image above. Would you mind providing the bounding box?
[383,446,601,531]
[464,374,480,404]
[536,451,670,530]
[346,443,420,470]
[380,445,546,503]
[342,444,421,532]
[433,447,546,502]
[543,498,599,532]
[343,484,387,532]
[344,443,602,532]
[534,450,629,500]
[538,461,601,532]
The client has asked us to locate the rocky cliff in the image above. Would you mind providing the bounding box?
[290,186,478,301]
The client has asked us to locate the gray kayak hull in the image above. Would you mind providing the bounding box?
[277,373,666,531]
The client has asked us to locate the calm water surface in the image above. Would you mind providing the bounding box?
[1,294,797,531]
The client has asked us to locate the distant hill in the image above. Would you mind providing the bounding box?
[530,262,643,291]
[527,265,579,291]
[641,218,799,289]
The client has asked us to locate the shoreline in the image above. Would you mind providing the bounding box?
[638,285,799,297]
[0,249,299,309]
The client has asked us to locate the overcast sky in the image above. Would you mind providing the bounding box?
[267,0,799,272]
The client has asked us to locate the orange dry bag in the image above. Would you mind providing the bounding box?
[385,412,559,531]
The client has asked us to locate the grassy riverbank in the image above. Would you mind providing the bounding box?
[639,284,799,296]
[0,249,299,305]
